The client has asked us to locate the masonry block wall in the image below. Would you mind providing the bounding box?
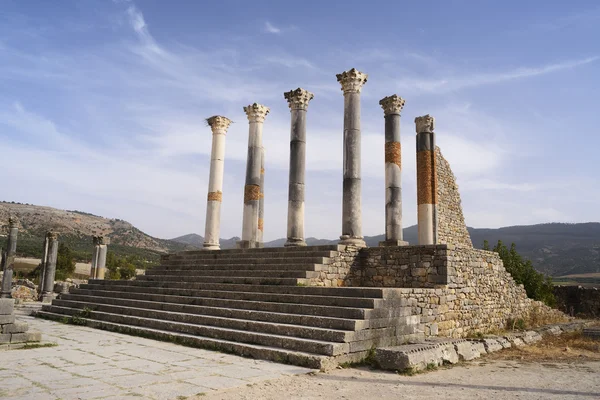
[435,147,473,248]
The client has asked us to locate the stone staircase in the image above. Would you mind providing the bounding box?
[37,245,422,369]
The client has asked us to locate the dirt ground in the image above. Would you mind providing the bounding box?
[197,332,600,400]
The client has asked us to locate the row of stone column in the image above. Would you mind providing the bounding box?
[201,68,439,250]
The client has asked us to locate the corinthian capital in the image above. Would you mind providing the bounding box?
[336,68,368,94]
[206,115,233,133]
[379,95,406,116]
[47,231,58,241]
[8,216,18,228]
[415,114,435,133]
[284,88,314,110]
[243,103,270,123]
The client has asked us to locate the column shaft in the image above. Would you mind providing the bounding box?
[284,88,313,247]
[96,244,107,279]
[0,221,18,298]
[415,115,438,245]
[42,234,58,300]
[203,116,231,250]
[258,147,265,246]
[238,104,269,249]
[379,95,407,246]
[38,236,49,300]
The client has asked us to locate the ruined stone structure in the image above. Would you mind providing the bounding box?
[435,148,473,248]
[41,232,59,302]
[1,298,42,349]
[203,116,232,250]
[38,67,567,369]
[0,217,18,299]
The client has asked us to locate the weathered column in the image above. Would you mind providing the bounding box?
[415,114,438,245]
[284,88,313,247]
[257,147,265,246]
[379,95,408,247]
[96,240,108,280]
[337,68,368,247]
[41,232,58,302]
[90,236,100,279]
[203,116,232,250]
[0,217,18,298]
[238,103,270,249]
[38,235,50,300]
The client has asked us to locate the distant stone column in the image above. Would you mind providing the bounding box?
[238,103,270,249]
[38,235,50,300]
[90,236,100,279]
[284,88,314,247]
[96,240,108,280]
[41,232,59,302]
[258,147,265,246]
[337,68,368,247]
[203,116,233,250]
[379,95,408,247]
[415,115,438,245]
[0,217,18,298]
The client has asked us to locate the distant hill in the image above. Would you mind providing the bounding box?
[0,202,191,262]
[170,233,240,249]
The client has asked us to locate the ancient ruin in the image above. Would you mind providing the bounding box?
[37,68,567,369]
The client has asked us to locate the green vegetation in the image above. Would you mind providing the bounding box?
[105,251,143,280]
[484,240,556,307]
[55,243,76,280]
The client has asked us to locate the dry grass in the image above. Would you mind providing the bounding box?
[487,331,600,363]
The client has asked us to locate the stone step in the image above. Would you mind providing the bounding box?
[143,269,321,279]
[58,293,363,330]
[85,280,392,298]
[160,257,331,266]
[165,250,339,261]
[51,299,354,343]
[41,305,349,356]
[167,245,345,257]
[67,288,369,319]
[136,275,304,285]
[36,310,330,369]
[151,263,324,272]
[74,284,378,308]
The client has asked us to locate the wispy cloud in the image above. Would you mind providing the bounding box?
[396,56,599,94]
[264,21,281,34]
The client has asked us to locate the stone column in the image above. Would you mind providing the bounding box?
[41,232,58,302]
[379,95,408,247]
[415,115,438,245]
[90,236,100,279]
[238,103,270,249]
[203,116,233,250]
[336,68,368,247]
[38,235,50,300]
[258,147,265,246]
[1,217,18,299]
[96,240,108,280]
[284,88,314,247]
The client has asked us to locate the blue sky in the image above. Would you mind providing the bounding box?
[1,0,599,241]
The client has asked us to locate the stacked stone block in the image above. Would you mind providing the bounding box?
[435,147,473,248]
[0,298,41,349]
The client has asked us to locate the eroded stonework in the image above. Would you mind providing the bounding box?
[435,147,473,248]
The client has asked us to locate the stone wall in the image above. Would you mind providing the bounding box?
[435,147,473,248]
[308,244,567,337]
[554,286,600,317]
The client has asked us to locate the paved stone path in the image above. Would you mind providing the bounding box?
[0,314,313,399]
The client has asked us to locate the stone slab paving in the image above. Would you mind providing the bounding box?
[0,314,313,399]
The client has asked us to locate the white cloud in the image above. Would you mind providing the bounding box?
[264,21,281,34]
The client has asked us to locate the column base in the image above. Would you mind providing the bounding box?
[284,238,307,247]
[40,293,56,303]
[339,235,367,247]
[379,240,410,247]
[236,240,263,249]
[202,243,221,251]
